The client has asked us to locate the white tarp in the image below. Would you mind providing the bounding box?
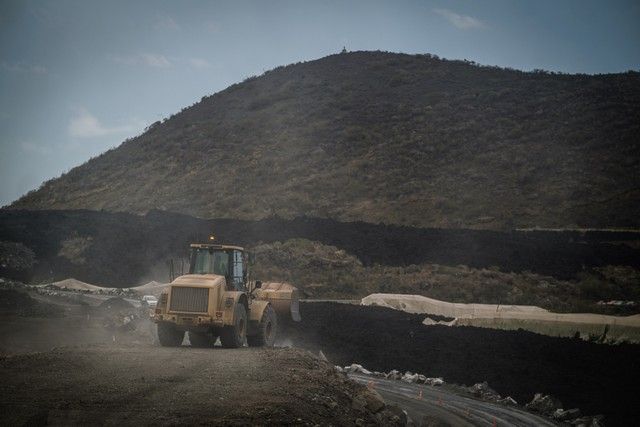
[361,293,640,343]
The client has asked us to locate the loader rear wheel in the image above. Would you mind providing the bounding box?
[220,303,247,348]
[189,331,217,348]
[248,305,277,347]
[157,322,184,347]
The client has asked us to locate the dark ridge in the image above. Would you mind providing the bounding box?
[1,209,638,286]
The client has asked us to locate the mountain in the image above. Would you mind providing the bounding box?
[10,51,640,229]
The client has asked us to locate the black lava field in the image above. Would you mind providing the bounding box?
[289,302,640,425]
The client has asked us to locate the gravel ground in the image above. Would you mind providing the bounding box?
[0,344,403,426]
[0,293,403,426]
[3,293,639,425]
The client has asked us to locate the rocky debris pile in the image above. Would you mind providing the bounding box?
[0,288,62,317]
[131,280,168,297]
[351,388,385,413]
[498,396,518,406]
[467,381,503,402]
[338,362,607,424]
[99,297,134,310]
[0,278,39,292]
[400,372,445,386]
[327,364,409,425]
[270,352,409,426]
[526,393,604,426]
[339,364,372,375]
[554,408,582,421]
[338,364,446,387]
[462,381,520,407]
[564,414,605,426]
[46,278,104,292]
[1,278,106,302]
[340,363,524,405]
[102,313,140,332]
[100,298,145,332]
[40,278,139,298]
[525,392,563,415]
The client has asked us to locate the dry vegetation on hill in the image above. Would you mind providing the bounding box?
[252,239,640,314]
[1,210,639,312]
[10,51,640,230]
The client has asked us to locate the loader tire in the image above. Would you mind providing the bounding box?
[248,305,277,347]
[220,303,247,348]
[157,322,184,347]
[189,331,217,348]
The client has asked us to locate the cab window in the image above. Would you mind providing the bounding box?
[189,248,229,276]
[231,250,245,290]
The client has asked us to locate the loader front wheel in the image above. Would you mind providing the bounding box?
[220,303,247,348]
[157,322,184,347]
[248,305,277,347]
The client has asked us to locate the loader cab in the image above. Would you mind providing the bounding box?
[188,244,248,291]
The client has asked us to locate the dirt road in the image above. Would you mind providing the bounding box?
[0,340,555,427]
[349,373,556,426]
[0,291,404,425]
[0,344,403,426]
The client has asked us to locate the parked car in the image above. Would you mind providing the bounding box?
[141,295,158,308]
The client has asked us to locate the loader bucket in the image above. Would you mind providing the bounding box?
[256,282,302,322]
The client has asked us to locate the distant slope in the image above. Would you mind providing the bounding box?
[2,209,639,286]
[10,51,640,229]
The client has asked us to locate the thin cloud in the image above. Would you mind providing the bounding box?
[111,53,214,70]
[155,15,180,31]
[68,108,145,138]
[110,53,172,68]
[29,5,64,27]
[141,53,172,68]
[1,61,47,74]
[434,8,487,30]
[20,141,52,155]
[203,21,220,33]
[189,58,213,70]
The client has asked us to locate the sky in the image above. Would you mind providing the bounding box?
[0,0,639,207]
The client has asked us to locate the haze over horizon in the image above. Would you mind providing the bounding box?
[1,0,639,207]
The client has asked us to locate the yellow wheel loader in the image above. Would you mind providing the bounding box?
[153,244,301,348]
